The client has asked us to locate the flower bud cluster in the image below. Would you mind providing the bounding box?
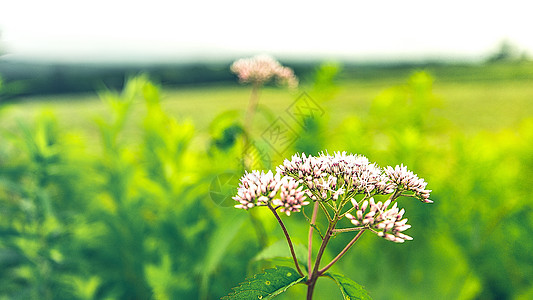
[272,177,309,216]
[384,165,433,203]
[233,170,280,209]
[234,152,432,227]
[277,153,333,200]
[346,198,413,243]
[277,152,396,200]
[233,170,309,215]
[230,55,298,88]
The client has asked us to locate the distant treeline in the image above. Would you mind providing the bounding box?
[0,60,251,99]
[0,59,444,99]
[1,58,532,100]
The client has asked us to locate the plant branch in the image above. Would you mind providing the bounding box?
[332,227,365,233]
[318,201,333,222]
[319,229,365,275]
[388,188,403,202]
[243,83,260,140]
[308,201,319,275]
[240,82,268,247]
[311,212,339,275]
[306,220,337,300]
[338,194,370,219]
[267,203,305,277]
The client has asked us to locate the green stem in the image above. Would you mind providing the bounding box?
[308,201,319,275]
[306,279,317,300]
[339,194,370,219]
[311,222,335,275]
[318,201,333,222]
[307,216,338,300]
[332,227,365,233]
[267,203,305,277]
[243,83,260,149]
[241,82,268,247]
[389,188,403,202]
[319,229,365,275]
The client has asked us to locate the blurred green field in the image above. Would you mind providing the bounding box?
[1,63,533,300]
[3,63,533,140]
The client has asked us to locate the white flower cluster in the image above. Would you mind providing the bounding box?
[278,152,404,200]
[230,55,298,88]
[233,152,432,241]
[346,198,412,243]
[384,165,432,203]
[277,152,432,203]
[233,170,309,216]
[273,177,309,216]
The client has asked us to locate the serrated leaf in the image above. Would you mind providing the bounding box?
[324,272,372,300]
[223,266,305,300]
[253,240,308,269]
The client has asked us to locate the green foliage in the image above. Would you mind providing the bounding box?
[208,110,245,154]
[222,266,305,300]
[324,272,372,300]
[0,75,260,299]
[253,240,308,269]
[199,212,247,299]
[293,63,341,154]
[1,66,533,299]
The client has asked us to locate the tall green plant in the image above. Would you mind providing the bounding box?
[293,62,341,155]
[225,152,433,299]
[87,75,214,299]
[0,110,93,299]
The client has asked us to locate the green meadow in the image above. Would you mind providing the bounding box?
[4,62,533,135]
[1,62,533,299]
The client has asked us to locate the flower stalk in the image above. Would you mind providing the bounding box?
[233,55,299,249]
[308,201,319,276]
[231,151,433,299]
[319,229,366,275]
[267,203,305,277]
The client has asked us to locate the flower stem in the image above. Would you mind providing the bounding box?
[319,229,365,275]
[306,280,317,300]
[307,218,338,300]
[339,194,370,219]
[318,201,333,222]
[332,227,365,233]
[389,188,402,202]
[243,83,260,143]
[308,201,319,275]
[267,203,305,277]
[241,82,268,247]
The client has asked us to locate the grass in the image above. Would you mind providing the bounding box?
[2,62,533,299]
[2,63,533,148]
[433,80,533,131]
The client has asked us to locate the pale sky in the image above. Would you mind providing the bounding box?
[1,0,532,62]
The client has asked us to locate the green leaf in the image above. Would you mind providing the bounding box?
[223,266,305,300]
[324,272,372,300]
[200,212,247,299]
[254,240,308,269]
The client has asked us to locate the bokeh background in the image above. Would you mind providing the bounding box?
[1,1,533,299]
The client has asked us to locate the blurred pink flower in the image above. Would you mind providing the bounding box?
[230,54,298,88]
